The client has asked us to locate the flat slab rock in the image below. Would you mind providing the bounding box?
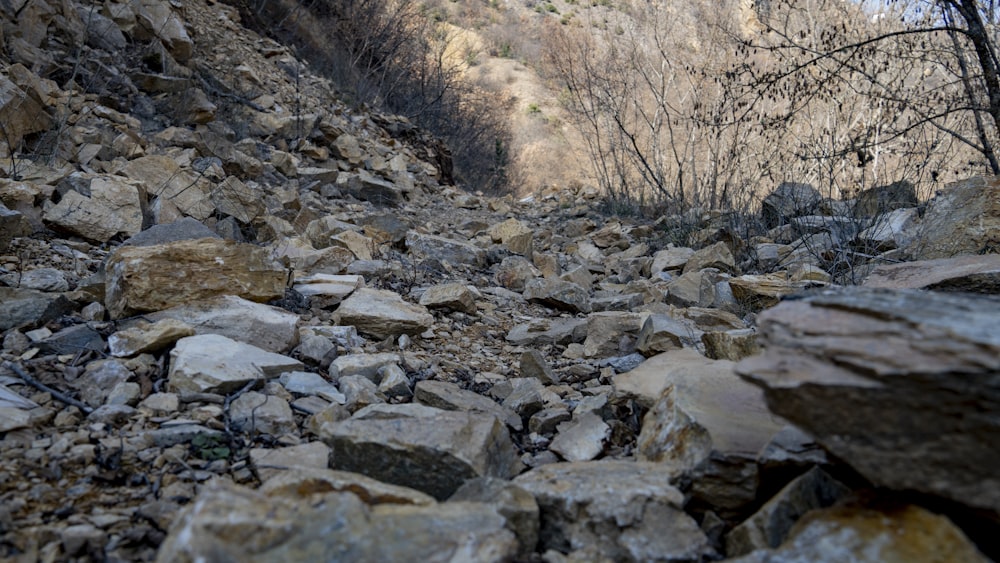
[335,288,433,339]
[863,253,1000,293]
[168,334,303,394]
[737,287,1000,518]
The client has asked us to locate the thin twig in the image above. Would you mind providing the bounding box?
[1,360,94,414]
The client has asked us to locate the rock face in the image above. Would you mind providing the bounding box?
[105,238,288,319]
[514,461,710,561]
[321,403,520,500]
[737,287,1000,519]
[904,175,1000,259]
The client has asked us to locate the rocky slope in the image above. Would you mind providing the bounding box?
[1,1,999,561]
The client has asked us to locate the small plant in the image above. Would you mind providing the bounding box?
[527,102,541,114]
[191,434,231,461]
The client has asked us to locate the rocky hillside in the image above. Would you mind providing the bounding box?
[1,0,1000,561]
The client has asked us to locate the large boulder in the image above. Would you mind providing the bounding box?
[105,238,288,319]
[737,287,1000,520]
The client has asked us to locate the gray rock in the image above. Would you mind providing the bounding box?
[523,278,591,313]
[506,318,588,346]
[666,270,716,308]
[376,363,411,398]
[904,175,1000,259]
[450,477,540,558]
[502,378,548,418]
[651,246,695,274]
[168,334,303,394]
[495,256,542,291]
[0,201,30,252]
[737,287,1000,519]
[332,353,402,382]
[414,380,521,431]
[122,217,221,247]
[406,231,486,268]
[259,467,435,506]
[854,180,918,216]
[279,371,343,402]
[146,295,300,353]
[338,375,385,412]
[636,314,692,356]
[335,288,434,339]
[321,403,520,500]
[37,324,105,355]
[249,442,331,482]
[514,460,710,562]
[863,254,1000,293]
[520,350,558,385]
[230,392,296,436]
[701,328,760,361]
[550,412,610,462]
[341,170,404,206]
[582,311,645,358]
[419,283,477,314]
[109,318,195,357]
[0,287,74,331]
[17,268,69,292]
[761,182,821,228]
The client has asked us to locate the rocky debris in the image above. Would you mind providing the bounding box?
[514,461,711,561]
[761,182,822,228]
[737,287,1000,520]
[105,238,289,319]
[863,253,1000,292]
[335,288,434,339]
[321,403,520,500]
[0,0,994,559]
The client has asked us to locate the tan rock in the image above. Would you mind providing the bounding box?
[121,155,215,220]
[863,254,1000,293]
[210,176,263,223]
[135,0,194,61]
[729,274,810,311]
[330,230,375,260]
[0,75,52,150]
[419,283,477,314]
[488,218,533,257]
[108,318,196,357]
[336,288,434,339]
[43,176,143,242]
[105,238,289,319]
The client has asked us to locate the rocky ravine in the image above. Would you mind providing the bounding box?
[1,1,999,561]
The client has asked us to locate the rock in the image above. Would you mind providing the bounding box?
[0,75,51,150]
[230,391,296,436]
[37,324,105,355]
[514,460,710,562]
[259,467,435,505]
[335,288,433,339]
[904,175,1000,259]
[725,467,851,556]
[331,134,364,163]
[854,180,918,216]
[43,176,143,242]
[737,287,1000,519]
[77,360,132,408]
[863,254,1000,293]
[414,380,522,431]
[109,318,195,357]
[651,246,695,274]
[856,207,918,249]
[341,170,405,206]
[506,318,588,346]
[339,375,385,411]
[582,311,646,358]
[0,202,31,251]
[293,273,364,306]
[332,352,402,382]
[155,481,517,562]
[405,232,486,268]
[105,238,288,319]
[617,350,786,518]
[520,350,558,385]
[0,407,31,433]
[145,295,300,353]
[523,278,591,313]
[502,378,548,418]
[138,393,180,416]
[727,500,988,563]
[549,412,610,462]
[377,363,411,397]
[280,371,344,403]
[636,314,691,356]
[489,218,534,257]
[496,256,542,291]
[168,334,303,394]
[134,0,194,61]
[121,155,214,220]
[450,477,540,558]
[666,270,717,308]
[122,217,221,247]
[60,523,104,557]
[330,230,375,260]
[683,242,736,274]
[419,283,477,314]
[728,274,810,311]
[211,176,264,223]
[701,328,760,361]
[16,268,69,292]
[529,407,572,435]
[322,403,519,500]
[249,442,331,482]
[761,182,822,228]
